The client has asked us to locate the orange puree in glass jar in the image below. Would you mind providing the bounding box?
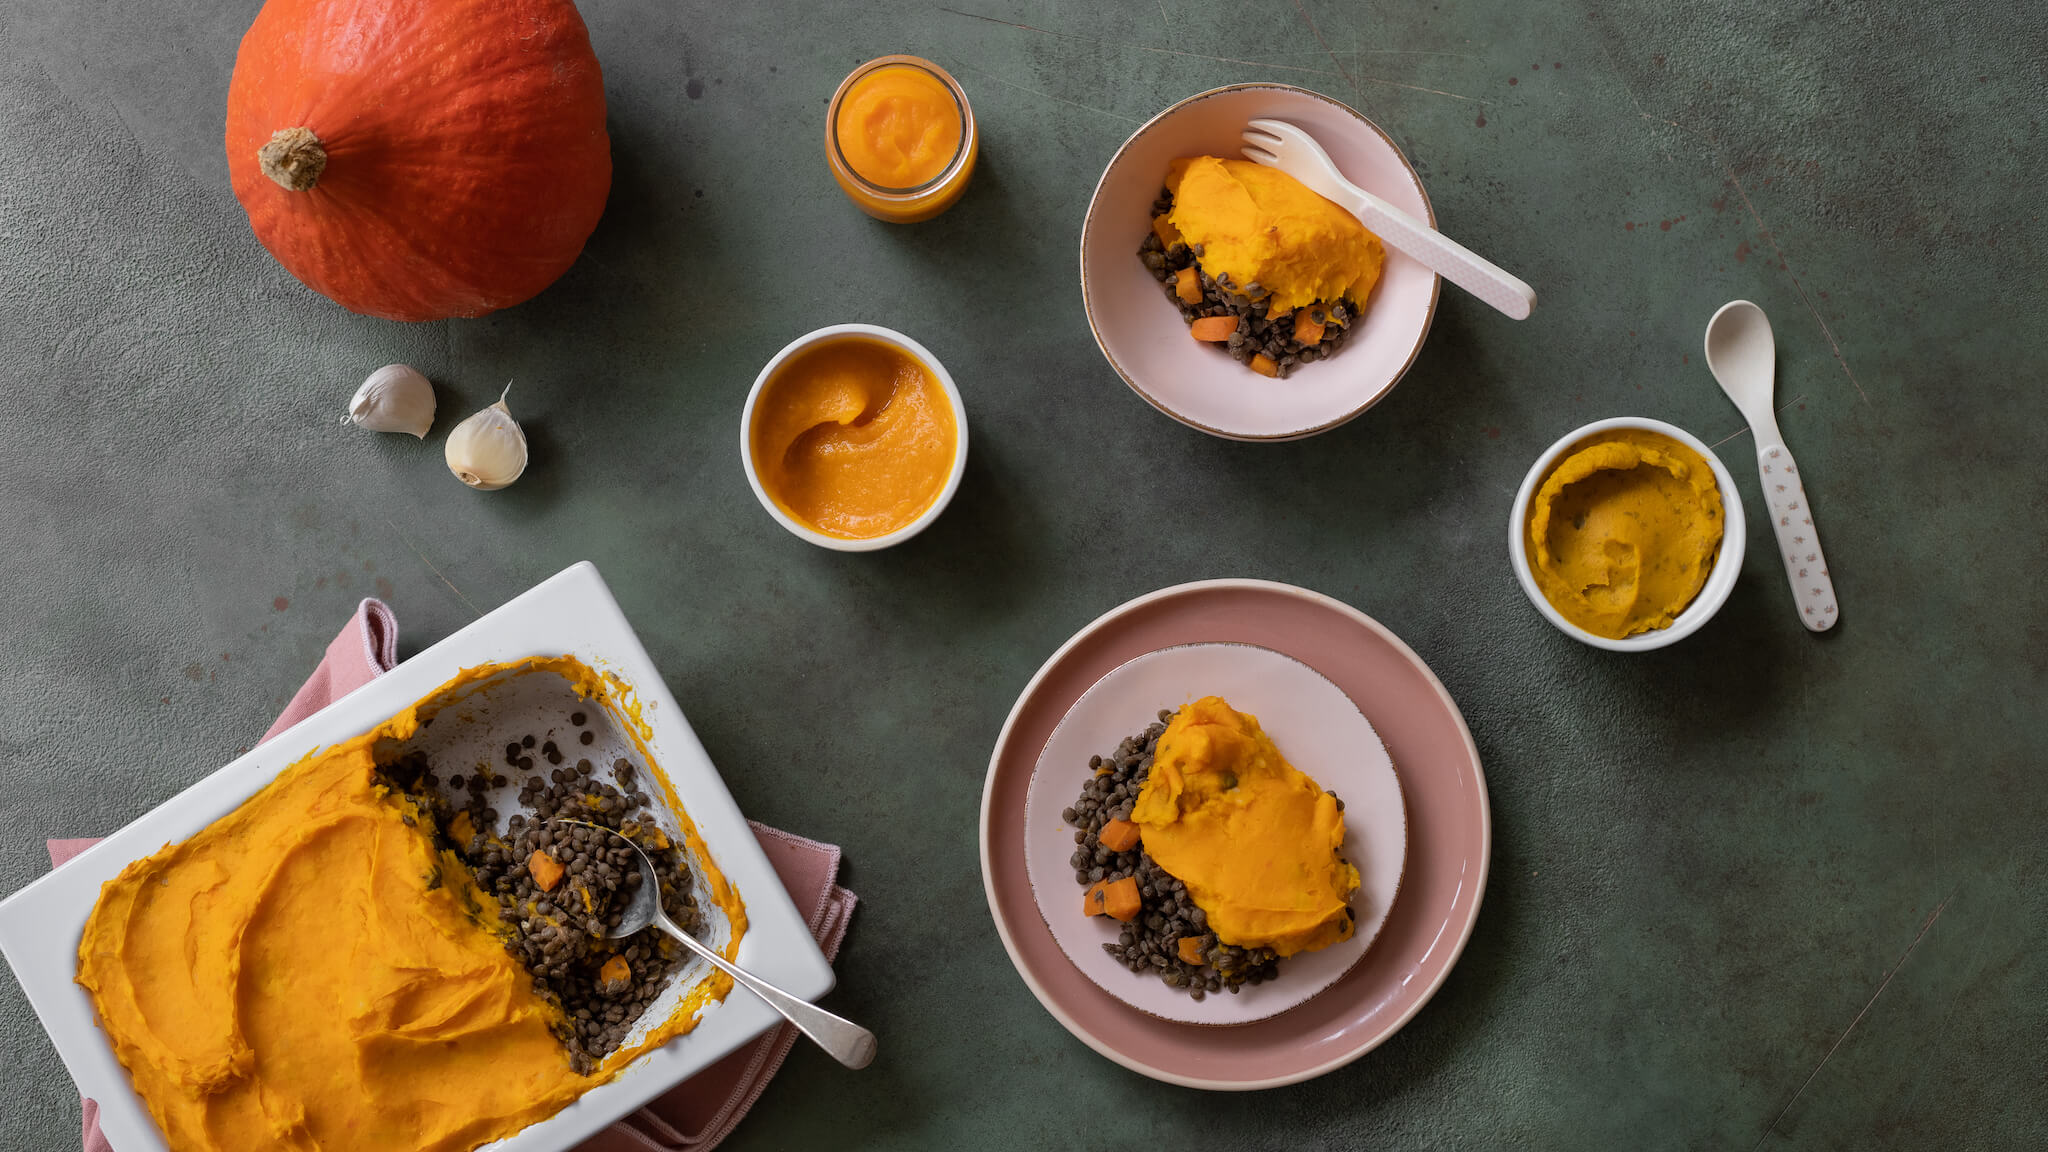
[750,337,958,540]
[836,65,960,188]
[827,56,977,222]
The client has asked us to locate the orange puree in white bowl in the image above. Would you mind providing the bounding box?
[748,335,959,542]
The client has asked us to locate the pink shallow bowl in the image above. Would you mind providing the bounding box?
[980,580,1490,1089]
[1080,84,1440,441]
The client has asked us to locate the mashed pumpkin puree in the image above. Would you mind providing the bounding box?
[750,336,957,540]
[1166,156,1384,317]
[76,657,746,1152]
[1527,428,1725,639]
[826,57,977,223]
[1131,696,1358,957]
[834,63,963,189]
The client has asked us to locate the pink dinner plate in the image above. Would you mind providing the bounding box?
[980,579,1490,1089]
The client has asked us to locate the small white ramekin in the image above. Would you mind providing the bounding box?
[1508,416,1746,651]
[740,324,969,552]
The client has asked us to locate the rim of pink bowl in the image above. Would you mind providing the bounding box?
[978,579,1491,1089]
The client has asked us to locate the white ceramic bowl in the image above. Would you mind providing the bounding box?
[1079,83,1440,441]
[1508,417,1747,651]
[740,324,969,551]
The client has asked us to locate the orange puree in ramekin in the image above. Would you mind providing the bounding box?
[1526,428,1725,639]
[749,336,959,541]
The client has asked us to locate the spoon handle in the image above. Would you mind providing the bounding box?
[655,915,878,1069]
[1756,443,1838,632]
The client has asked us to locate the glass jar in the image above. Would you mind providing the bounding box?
[825,55,978,223]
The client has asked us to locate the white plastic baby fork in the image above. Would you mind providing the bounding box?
[1241,118,1536,320]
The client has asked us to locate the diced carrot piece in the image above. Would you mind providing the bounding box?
[529,849,566,892]
[1176,936,1206,965]
[1083,880,1110,917]
[449,810,476,846]
[1152,213,1182,249]
[1189,316,1238,342]
[1249,353,1280,378]
[599,953,631,986]
[1101,876,1142,922]
[1293,310,1327,346]
[1098,819,1140,852]
[1175,266,1203,305]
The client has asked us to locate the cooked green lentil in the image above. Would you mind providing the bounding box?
[379,713,705,1073]
[1066,709,1282,1000]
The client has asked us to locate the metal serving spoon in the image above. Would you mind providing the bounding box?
[1704,300,1839,631]
[554,819,877,1069]
[1239,118,1537,320]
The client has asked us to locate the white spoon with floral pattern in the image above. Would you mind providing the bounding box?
[1704,300,1838,631]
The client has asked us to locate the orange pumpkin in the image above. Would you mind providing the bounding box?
[225,0,611,321]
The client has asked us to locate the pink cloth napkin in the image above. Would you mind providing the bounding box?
[48,598,857,1152]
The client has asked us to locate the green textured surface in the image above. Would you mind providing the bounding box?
[2,0,2044,1147]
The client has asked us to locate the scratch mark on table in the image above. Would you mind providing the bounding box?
[1351,73,1483,103]
[1748,890,1957,1151]
[1594,29,1867,405]
[384,516,483,618]
[1368,76,1482,103]
[952,64,1142,124]
[1718,169,1869,404]
[1289,0,1485,104]
[1883,886,1988,1125]
[1594,37,1676,166]
[1710,395,1807,447]
[1259,46,1478,59]
[1289,0,1357,97]
[939,7,1343,77]
[1155,0,1173,41]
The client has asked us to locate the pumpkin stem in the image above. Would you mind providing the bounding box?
[258,127,328,192]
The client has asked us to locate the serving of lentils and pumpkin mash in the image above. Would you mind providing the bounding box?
[1067,696,1360,999]
[1139,156,1386,379]
[74,657,745,1152]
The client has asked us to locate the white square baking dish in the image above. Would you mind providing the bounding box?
[0,561,834,1152]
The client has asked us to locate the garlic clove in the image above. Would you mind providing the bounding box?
[344,364,437,438]
[445,383,528,491]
